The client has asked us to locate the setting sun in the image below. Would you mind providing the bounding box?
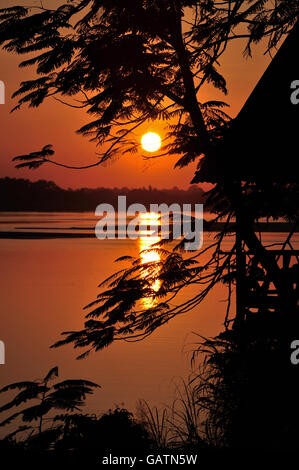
[141,132,161,152]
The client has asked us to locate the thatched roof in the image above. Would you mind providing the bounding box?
[192,21,299,183]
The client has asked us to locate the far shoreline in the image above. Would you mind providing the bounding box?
[0,221,298,239]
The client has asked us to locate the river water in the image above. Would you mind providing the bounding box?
[0,212,298,416]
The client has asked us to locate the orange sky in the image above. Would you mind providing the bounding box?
[0,4,272,189]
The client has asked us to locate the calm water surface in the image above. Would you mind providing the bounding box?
[0,212,298,416]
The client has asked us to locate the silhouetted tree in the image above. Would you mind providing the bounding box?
[0,366,100,449]
[0,369,156,463]
[0,1,297,343]
[1,1,299,449]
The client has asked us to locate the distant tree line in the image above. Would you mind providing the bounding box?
[0,177,205,212]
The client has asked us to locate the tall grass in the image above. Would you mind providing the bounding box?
[137,378,207,451]
[136,400,170,449]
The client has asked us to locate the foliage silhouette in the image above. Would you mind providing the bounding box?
[1,0,297,171]
[0,369,213,461]
[0,368,212,456]
[1,0,299,450]
[0,366,100,448]
[1,1,297,348]
[190,310,299,449]
[138,379,208,451]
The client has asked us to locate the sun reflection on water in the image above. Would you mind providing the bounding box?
[138,212,161,308]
